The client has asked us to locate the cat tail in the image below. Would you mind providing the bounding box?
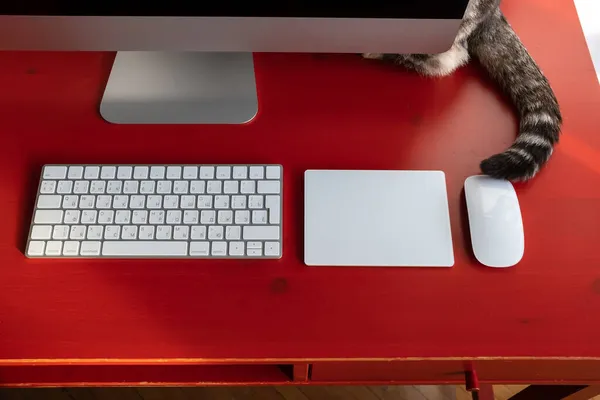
[468,13,562,181]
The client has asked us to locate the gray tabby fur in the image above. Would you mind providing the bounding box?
[364,0,562,181]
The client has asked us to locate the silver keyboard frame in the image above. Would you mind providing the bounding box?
[26,164,283,259]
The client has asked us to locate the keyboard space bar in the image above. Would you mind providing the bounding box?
[102,241,188,256]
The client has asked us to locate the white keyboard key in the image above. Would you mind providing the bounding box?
[167,210,182,224]
[190,181,205,194]
[156,181,171,194]
[132,210,148,224]
[90,180,106,194]
[252,210,268,224]
[40,181,56,194]
[150,166,165,179]
[124,181,138,194]
[211,241,227,256]
[214,195,230,209]
[45,241,62,256]
[147,196,162,209]
[197,196,213,209]
[258,180,281,194]
[96,195,112,209]
[184,210,199,224]
[235,210,250,224]
[249,166,264,179]
[243,226,280,240]
[224,181,239,194]
[149,210,165,224]
[208,226,223,240]
[191,226,206,240]
[240,181,255,194]
[107,181,122,194]
[100,166,116,179]
[80,195,95,209]
[64,210,80,224]
[199,166,214,179]
[57,181,73,194]
[140,181,155,194]
[164,195,179,209]
[146,196,162,209]
[122,226,138,240]
[62,195,79,208]
[232,196,246,209]
[70,225,86,240]
[43,166,67,179]
[229,241,245,256]
[53,225,70,239]
[134,166,149,179]
[62,241,80,256]
[113,195,129,209]
[68,166,84,179]
[173,226,189,240]
[233,166,247,179]
[266,166,281,179]
[115,210,131,224]
[37,195,62,208]
[266,195,281,224]
[248,248,262,256]
[225,226,241,240]
[34,210,63,224]
[74,181,89,194]
[218,210,233,224]
[84,166,100,179]
[190,242,210,256]
[139,226,155,240]
[216,166,231,179]
[80,241,101,256]
[130,195,145,209]
[87,226,104,240]
[103,241,187,256]
[248,195,263,209]
[181,195,195,209]
[265,242,281,257]
[105,226,121,240]
[117,166,132,179]
[207,181,222,194]
[31,225,52,240]
[81,210,97,224]
[166,166,181,179]
[183,166,198,179]
[173,181,189,194]
[98,210,114,224]
[27,241,45,256]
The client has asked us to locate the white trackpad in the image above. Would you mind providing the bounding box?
[304,170,454,267]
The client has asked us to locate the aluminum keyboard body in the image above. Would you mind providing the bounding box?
[27,164,282,259]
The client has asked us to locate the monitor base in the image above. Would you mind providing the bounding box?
[100,51,258,124]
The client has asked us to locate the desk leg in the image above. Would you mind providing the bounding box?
[508,385,597,399]
[473,384,494,400]
[292,364,311,382]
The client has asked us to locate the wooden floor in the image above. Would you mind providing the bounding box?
[0,385,530,400]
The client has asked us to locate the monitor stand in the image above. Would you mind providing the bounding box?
[100,52,258,124]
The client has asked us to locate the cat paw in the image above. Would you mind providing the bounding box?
[480,151,540,182]
[362,53,384,60]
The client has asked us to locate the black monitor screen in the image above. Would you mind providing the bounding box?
[0,2,470,19]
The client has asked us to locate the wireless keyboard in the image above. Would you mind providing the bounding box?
[26,164,282,259]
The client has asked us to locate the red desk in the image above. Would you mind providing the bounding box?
[1,0,600,388]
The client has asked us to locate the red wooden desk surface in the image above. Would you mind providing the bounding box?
[0,0,599,375]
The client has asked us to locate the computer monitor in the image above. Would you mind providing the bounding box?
[0,3,470,124]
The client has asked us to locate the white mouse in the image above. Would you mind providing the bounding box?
[464,175,524,267]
